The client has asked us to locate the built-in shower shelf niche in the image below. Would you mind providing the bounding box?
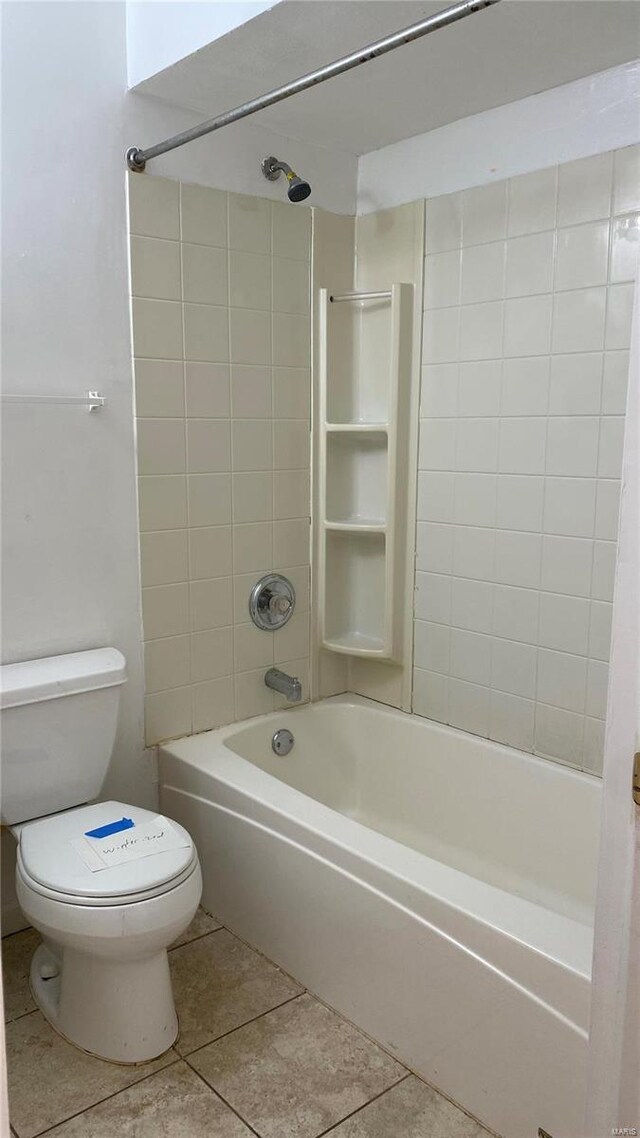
[318,283,412,661]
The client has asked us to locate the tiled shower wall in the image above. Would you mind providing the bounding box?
[128,175,311,745]
[415,145,639,774]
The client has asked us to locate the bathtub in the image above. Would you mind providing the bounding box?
[159,694,600,1138]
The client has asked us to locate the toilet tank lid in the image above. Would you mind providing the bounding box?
[0,648,127,709]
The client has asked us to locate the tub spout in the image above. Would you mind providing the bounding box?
[264,667,302,702]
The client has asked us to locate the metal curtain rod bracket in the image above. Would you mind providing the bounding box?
[0,391,105,412]
[127,0,501,172]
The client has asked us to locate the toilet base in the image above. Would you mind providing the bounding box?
[31,941,178,1064]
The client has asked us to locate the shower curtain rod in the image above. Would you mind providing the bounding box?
[126,0,501,172]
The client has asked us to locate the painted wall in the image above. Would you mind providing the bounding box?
[128,174,311,744]
[127,1,277,88]
[358,61,640,215]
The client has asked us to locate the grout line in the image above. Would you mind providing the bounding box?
[314,1072,412,1137]
[168,925,225,953]
[179,991,305,1061]
[184,1064,263,1138]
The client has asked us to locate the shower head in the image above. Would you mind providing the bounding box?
[261,156,311,203]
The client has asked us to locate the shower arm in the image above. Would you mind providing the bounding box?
[126,0,501,172]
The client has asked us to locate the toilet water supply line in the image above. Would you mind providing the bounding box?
[126,0,501,173]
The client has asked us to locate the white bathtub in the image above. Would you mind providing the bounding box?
[159,694,600,1138]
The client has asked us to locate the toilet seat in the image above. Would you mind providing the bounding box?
[17,800,197,906]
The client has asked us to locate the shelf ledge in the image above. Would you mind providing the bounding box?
[323,632,388,658]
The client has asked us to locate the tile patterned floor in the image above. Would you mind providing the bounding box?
[3,909,493,1138]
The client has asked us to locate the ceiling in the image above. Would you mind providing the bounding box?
[133,1,640,157]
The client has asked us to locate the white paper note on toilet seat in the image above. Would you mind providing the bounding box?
[71,816,190,872]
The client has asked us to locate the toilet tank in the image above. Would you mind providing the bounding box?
[0,648,127,825]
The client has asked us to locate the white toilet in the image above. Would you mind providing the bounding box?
[0,647,202,1064]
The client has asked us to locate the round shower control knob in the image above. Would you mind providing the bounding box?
[249,573,296,631]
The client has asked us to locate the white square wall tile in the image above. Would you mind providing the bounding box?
[180,183,227,247]
[231,420,273,472]
[182,244,228,306]
[417,471,454,522]
[602,352,630,415]
[184,304,229,363]
[137,419,186,476]
[491,638,536,698]
[455,419,499,473]
[555,221,609,291]
[461,242,505,304]
[189,577,233,632]
[495,531,541,589]
[416,522,453,574]
[424,249,461,308]
[537,649,587,713]
[586,659,609,720]
[457,361,501,417]
[492,584,539,644]
[539,592,590,655]
[422,308,459,364]
[425,193,462,253]
[498,418,547,475]
[496,475,544,532]
[272,257,310,315]
[272,201,311,261]
[419,418,456,471]
[273,519,309,569]
[453,473,496,527]
[142,582,189,640]
[413,668,450,724]
[141,529,189,587]
[448,678,490,737]
[273,368,311,420]
[274,420,310,470]
[503,295,552,357]
[234,622,274,672]
[598,417,625,479]
[548,354,602,416]
[609,214,640,283]
[605,283,634,351]
[613,145,640,214]
[501,357,549,416]
[450,629,491,685]
[505,232,554,298]
[543,477,596,538]
[188,526,233,580]
[489,690,535,751]
[231,365,272,419]
[145,635,190,693]
[272,314,310,367]
[545,418,599,477]
[131,236,182,301]
[192,676,235,734]
[232,522,272,574]
[414,571,451,624]
[420,364,459,417]
[462,181,507,246]
[229,308,271,365]
[186,420,231,474]
[228,193,271,254]
[535,703,583,766]
[190,627,233,682]
[138,475,186,532]
[132,299,183,360]
[414,620,450,674]
[583,716,605,775]
[591,540,616,602]
[450,577,493,634]
[233,471,273,523]
[145,687,191,746]
[274,469,310,519]
[185,362,230,418]
[452,525,495,581]
[187,473,232,527]
[594,479,621,540]
[459,301,503,361]
[557,152,613,227]
[129,173,179,240]
[235,667,275,719]
[274,611,310,664]
[135,359,185,418]
[589,600,613,661]
[229,250,271,310]
[552,288,606,354]
[507,167,557,237]
[540,535,592,597]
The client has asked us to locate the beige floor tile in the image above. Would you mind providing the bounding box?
[7,1010,176,1138]
[170,906,222,949]
[326,1074,492,1137]
[44,1060,253,1138]
[171,927,303,1056]
[189,992,405,1138]
[2,928,40,1022]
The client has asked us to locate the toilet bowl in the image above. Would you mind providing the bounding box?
[13,800,202,1063]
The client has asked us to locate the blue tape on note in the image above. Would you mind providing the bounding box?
[85,817,135,839]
